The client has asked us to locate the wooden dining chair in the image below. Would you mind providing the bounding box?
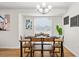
[50,37,64,57]
[20,36,32,57]
[31,38,42,57]
[43,38,54,56]
[32,37,54,57]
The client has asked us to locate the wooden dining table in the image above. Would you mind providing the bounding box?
[19,36,64,57]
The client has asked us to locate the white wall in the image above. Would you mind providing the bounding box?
[0,8,64,48]
[52,16,63,36]
[18,8,66,37]
[0,10,19,48]
[64,3,79,56]
[21,16,62,36]
[22,16,34,36]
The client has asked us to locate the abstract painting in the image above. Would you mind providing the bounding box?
[0,14,10,31]
[64,16,69,25]
[25,19,32,29]
[70,15,79,27]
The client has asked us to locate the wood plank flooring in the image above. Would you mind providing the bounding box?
[0,47,75,57]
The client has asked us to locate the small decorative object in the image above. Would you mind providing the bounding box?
[25,19,32,29]
[64,16,69,25]
[0,14,10,31]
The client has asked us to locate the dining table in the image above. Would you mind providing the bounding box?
[19,36,64,57]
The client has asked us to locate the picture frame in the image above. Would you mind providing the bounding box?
[25,19,32,29]
[64,16,69,25]
[0,14,10,31]
[70,15,79,27]
[70,16,77,27]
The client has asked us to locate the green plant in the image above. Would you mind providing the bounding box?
[56,25,63,35]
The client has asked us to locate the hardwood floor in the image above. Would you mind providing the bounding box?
[0,47,75,57]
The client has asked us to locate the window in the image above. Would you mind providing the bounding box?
[34,16,52,35]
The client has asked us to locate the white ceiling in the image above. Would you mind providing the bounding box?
[0,2,74,9]
[0,2,75,16]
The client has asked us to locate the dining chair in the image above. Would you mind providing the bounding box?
[32,37,54,57]
[43,38,54,56]
[31,38,42,56]
[50,37,64,57]
[20,36,32,57]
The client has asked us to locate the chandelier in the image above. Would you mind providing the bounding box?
[36,3,52,14]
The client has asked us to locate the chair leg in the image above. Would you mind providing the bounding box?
[49,51,51,56]
[50,47,55,57]
[50,51,54,57]
[33,50,34,57]
[24,48,26,53]
[26,52,29,57]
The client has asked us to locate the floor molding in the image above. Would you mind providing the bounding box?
[0,47,19,49]
[64,45,77,57]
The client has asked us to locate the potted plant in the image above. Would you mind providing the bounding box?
[56,25,63,38]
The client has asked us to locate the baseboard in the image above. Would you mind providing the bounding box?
[64,45,78,57]
[0,46,19,49]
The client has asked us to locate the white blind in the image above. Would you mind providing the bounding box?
[34,16,52,35]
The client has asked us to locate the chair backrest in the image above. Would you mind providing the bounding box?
[31,38,42,42]
[20,35,31,44]
[43,38,53,42]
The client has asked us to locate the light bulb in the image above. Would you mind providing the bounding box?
[45,8,49,13]
[39,8,43,13]
[42,3,46,8]
[48,5,52,9]
[36,4,40,9]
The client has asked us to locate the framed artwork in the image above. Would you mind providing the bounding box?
[25,19,32,29]
[70,15,79,27]
[77,15,79,26]
[70,16,77,27]
[0,14,10,31]
[64,16,69,25]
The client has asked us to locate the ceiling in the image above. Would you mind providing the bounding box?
[0,2,74,9]
[0,2,75,16]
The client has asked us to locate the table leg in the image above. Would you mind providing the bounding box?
[30,46,32,57]
[41,38,43,57]
[30,38,32,57]
[42,40,43,57]
[53,42,55,57]
[20,41,22,57]
[40,38,43,57]
[61,42,64,57]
